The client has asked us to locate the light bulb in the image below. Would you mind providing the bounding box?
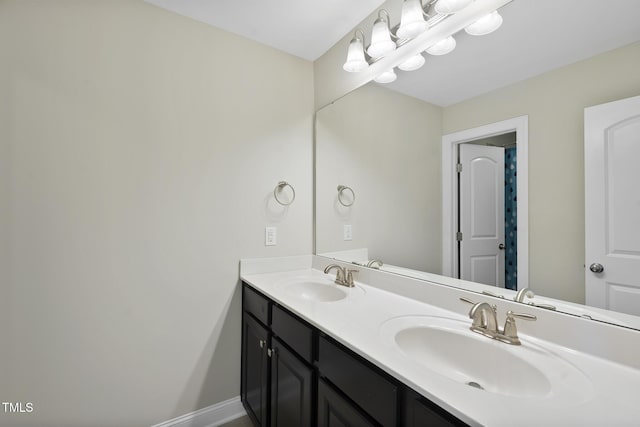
[367,17,396,58]
[398,54,425,71]
[374,70,397,84]
[434,0,473,15]
[425,36,456,56]
[465,11,503,36]
[343,35,368,72]
[396,0,428,39]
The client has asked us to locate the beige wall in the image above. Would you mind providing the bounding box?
[0,1,313,426]
[443,41,640,303]
[316,84,442,272]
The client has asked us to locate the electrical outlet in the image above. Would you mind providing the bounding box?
[343,224,352,241]
[265,227,277,246]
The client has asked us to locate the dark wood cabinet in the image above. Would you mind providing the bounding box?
[270,338,314,427]
[242,313,270,427]
[317,378,376,427]
[402,388,467,427]
[241,282,468,427]
[242,284,315,427]
[318,335,398,427]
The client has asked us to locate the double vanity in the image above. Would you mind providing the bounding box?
[240,255,640,426]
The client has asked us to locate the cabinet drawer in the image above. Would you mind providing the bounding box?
[243,284,270,326]
[271,304,314,363]
[318,335,398,427]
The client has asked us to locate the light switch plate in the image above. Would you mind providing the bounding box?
[265,227,277,246]
[343,224,352,241]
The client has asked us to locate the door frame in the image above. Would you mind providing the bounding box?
[442,115,529,289]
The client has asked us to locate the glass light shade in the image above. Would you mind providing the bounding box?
[434,0,473,15]
[343,37,368,72]
[465,11,503,35]
[396,0,428,39]
[425,36,456,55]
[398,54,425,71]
[367,18,396,58]
[374,69,397,84]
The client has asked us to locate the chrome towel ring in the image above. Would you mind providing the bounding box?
[274,181,296,206]
[337,185,355,207]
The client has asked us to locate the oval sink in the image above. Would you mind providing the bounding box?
[284,281,348,302]
[275,276,364,302]
[380,316,593,403]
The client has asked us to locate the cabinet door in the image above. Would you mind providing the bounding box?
[403,388,468,427]
[270,338,313,427]
[317,378,376,427]
[242,313,270,427]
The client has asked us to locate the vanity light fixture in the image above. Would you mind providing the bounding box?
[374,69,398,83]
[425,35,457,55]
[367,10,396,58]
[435,0,473,15]
[397,0,429,39]
[342,0,511,84]
[465,10,503,35]
[398,53,425,71]
[343,29,369,72]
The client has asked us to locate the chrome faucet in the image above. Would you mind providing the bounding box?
[460,298,536,345]
[515,287,535,303]
[366,259,383,269]
[324,264,358,287]
[514,287,557,311]
[468,302,498,337]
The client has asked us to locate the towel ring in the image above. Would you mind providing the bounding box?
[274,181,295,206]
[337,185,355,207]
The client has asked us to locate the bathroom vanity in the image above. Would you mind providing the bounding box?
[240,255,640,427]
[241,283,463,427]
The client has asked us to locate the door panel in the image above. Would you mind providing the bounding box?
[470,255,498,287]
[459,144,505,287]
[317,378,376,427]
[585,95,640,315]
[270,338,313,427]
[241,314,270,426]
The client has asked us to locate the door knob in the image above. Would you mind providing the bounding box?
[589,263,604,273]
[498,243,505,250]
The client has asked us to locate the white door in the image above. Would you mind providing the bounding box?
[459,144,505,287]
[585,95,640,315]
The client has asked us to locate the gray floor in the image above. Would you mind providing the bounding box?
[220,414,253,427]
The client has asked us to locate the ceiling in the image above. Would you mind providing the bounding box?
[145,0,640,106]
[143,0,386,61]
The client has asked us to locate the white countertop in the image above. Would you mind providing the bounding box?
[240,256,640,426]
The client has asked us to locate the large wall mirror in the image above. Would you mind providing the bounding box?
[315,0,640,330]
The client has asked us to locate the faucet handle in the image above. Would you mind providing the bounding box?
[459,297,496,312]
[482,290,505,299]
[503,310,537,345]
[508,311,537,321]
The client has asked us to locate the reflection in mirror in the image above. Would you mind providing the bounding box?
[315,39,640,330]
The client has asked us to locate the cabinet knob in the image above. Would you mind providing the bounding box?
[259,339,265,349]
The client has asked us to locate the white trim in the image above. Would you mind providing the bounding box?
[151,396,246,427]
[442,116,529,289]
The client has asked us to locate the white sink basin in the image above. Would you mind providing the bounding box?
[380,316,594,403]
[275,276,364,302]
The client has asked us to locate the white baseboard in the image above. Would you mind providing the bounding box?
[151,396,246,427]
